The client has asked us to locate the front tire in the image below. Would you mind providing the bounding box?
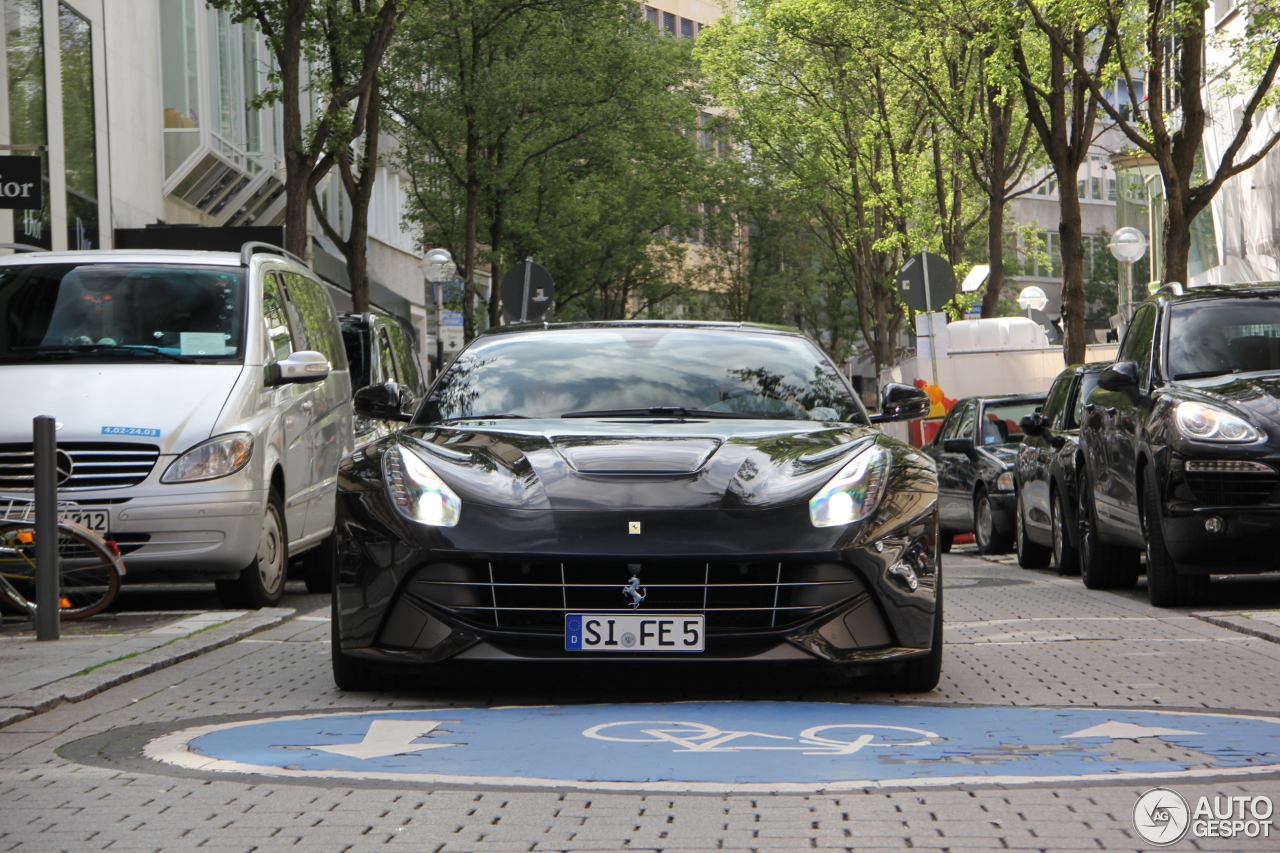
[974,488,1013,555]
[1052,488,1080,576]
[217,489,287,609]
[1143,473,1210,607]
[331,588,380,691]
[1078,476,1139,590]
[1015,492,1052,568]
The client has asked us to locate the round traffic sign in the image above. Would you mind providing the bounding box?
[500,260,555,323]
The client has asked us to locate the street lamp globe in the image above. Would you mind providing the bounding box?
[1108,227,1147,263]
[419,248,456,284]
[1017,286,1048,312]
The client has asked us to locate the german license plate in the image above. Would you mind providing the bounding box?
[565,614,704,652]
[62,508,109,535]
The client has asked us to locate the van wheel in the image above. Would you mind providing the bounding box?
[302,531,336,594]
[1144,473,1210,607]
[1078,476,1139,590]
[217,489,287,609]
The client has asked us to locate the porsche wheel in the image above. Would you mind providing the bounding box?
[1144,473,1209,607]
[1078,476,1139,590]
[1015,492,1052,569]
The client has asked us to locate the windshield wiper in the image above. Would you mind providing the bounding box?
[10,345,199,364]
[1173,369,1236,380]
[561,406,756,419]
[440,413,531,422]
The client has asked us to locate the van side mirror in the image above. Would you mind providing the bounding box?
[869,383,931,423]
[266,350,330,386]
[354,382,413,422]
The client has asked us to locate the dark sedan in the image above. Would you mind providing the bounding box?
[1013,364,1108,573]
[924,393,1046,554]
[1079,283,1280,606]
[329,321,942,691]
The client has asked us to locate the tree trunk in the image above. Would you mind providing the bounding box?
[487,193,505,328]
[981,84,1008,319]
[346,84,381,314]
[1058,177,1086,365]
[1163,193,1193,288]
[279,1,309,260]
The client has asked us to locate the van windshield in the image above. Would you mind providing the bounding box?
[0,263,245,363]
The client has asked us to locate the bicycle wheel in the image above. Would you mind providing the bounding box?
[0,519,122,619]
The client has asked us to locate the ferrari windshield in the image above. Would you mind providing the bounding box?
[420,327,866,423]
[0,263,245,362]
[1169,298,1280,379]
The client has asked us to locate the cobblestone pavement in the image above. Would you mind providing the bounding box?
[4,549,1280,852]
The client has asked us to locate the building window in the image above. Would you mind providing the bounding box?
[4,0,49,248]
[644,5,657,26]
[160,0,200,176]
[663,11,675,34]
[60,3,98,249]
[680,17,694,38]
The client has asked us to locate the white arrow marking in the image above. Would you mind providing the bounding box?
[1061,721,1203,741]
[308,720,459,759]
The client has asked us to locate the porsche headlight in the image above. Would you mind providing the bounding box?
[383,444,461,527]
[161,433,253,483]
[809,443,891,528]
[1174,401,1262,443]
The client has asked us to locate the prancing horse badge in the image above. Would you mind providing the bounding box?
[628,521,641,534]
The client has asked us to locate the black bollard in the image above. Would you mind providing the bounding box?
[33,416,59,640]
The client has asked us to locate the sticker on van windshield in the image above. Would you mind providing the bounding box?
[102,426,161,437]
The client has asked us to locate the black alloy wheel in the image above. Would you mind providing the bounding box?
[1015,492,1052,569]
[1077,474,1140,589]
[974,488,1013,555]
[1143,472,1210,607]
[1051,488,1081,576]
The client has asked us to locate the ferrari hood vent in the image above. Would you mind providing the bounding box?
[551,436,721,474]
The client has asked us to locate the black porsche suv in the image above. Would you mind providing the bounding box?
[1078,282,1280,606]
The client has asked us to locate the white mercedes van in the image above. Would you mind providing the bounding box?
[0,243,353,607]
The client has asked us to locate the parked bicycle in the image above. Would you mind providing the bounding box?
[0,498,125,620]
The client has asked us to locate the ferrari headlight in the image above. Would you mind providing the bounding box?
[383,444,461,527]
[161,433,253,483]
[1174,401,1262,443]
[809,443,891,528]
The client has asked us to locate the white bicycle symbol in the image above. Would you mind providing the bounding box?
[582,720,939,755]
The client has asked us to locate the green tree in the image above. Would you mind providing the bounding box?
[209,0,410,312]
[1028,0,1280,288]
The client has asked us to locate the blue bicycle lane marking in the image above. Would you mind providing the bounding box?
[144,703,1280,792]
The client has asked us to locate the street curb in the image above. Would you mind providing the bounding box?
[1194,611,1280,645]
[0,607,296,729]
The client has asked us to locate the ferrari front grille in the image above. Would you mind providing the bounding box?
[404,560,867,633]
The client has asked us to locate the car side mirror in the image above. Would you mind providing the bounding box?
[1098,361,1139,391]
[354,382,413,422]
[266,350,330,386]
[869,383,932,423]
[1019,413,1044,437]
[942,437,977,460]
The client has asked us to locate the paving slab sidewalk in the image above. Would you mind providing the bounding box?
[1196,609,1280,644]
[0,607,296,728]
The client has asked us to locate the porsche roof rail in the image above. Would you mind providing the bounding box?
[240,241,306,268]
[0,243,48,253]
[1157,281,1184,296]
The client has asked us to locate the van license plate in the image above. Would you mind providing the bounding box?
[565,614,704,651]
[62,509,109,535]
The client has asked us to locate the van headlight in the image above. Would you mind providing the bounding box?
[809,443,891,528]
[161,433,254,483]
[384,444,461,527]
[1174,401,1262,443]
